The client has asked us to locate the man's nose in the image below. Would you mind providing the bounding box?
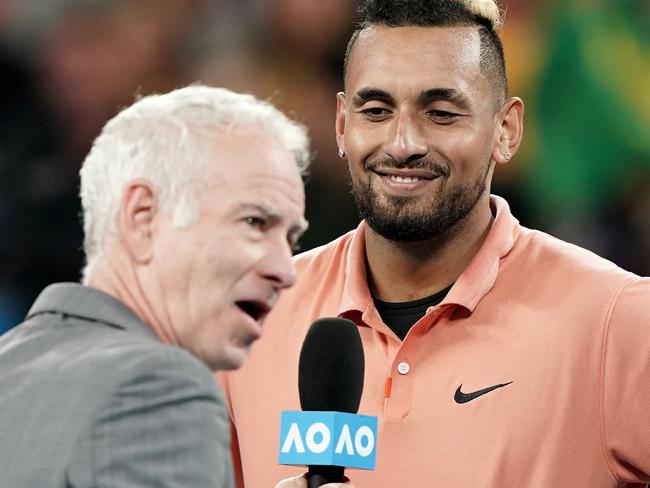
[383,112,428,164]
[260,240,297,290]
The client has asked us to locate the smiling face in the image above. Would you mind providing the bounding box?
[149,127,307,370]
[337,25,504,241]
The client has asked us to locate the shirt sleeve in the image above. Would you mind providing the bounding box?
[68,346,233,487]
[601,276,650,483]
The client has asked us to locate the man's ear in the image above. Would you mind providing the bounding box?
[493,97,524,165]
[119,179,157,264]
[335,92,347,158]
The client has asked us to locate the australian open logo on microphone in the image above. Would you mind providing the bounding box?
[278,411,378,470]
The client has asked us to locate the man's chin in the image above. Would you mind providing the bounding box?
[217,344,252,371]
[197,346,248,372]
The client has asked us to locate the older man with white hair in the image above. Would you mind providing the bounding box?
[0,85,351,488]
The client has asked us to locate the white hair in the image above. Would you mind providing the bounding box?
[79,84,310,283]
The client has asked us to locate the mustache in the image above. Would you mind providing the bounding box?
[364,157,449,177]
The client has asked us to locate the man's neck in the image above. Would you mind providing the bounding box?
[364,197,494,302]
[88,251,179,346]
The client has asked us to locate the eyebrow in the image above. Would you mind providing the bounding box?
[417,88,472,111]
[236,203,309,239]
[352,87,395,106]
[352,87,472,111]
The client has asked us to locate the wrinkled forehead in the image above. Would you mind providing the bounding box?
[345,25,483,91]
[204,127,304,198]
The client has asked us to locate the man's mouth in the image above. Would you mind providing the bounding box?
[367,166,444,195]
[372,168,439,181]
[235,300,271,321]
[387,174,423,183]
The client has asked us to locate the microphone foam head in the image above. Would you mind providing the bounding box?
[298,317,364,413]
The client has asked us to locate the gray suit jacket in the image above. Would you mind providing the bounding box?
[0,283,233,487]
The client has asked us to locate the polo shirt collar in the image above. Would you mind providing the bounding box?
[337,195,519,317]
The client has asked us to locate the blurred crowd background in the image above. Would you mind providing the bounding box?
[0,0,648,333]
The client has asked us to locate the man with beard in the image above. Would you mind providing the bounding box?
[219,0,650,486]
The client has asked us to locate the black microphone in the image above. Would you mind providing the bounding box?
[298,317,365,488]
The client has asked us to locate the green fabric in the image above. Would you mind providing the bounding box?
[526,2,650,221]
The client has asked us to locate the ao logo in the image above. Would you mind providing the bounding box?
[281,422,375,457]
[278,411,378,470]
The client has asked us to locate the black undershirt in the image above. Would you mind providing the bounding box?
[373,285,452,341]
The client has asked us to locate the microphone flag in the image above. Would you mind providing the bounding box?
[278,410,377,470]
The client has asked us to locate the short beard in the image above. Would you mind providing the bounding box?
[350,158,490,242]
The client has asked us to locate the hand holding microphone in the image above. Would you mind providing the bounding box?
[278,318,377,488]
[274,474,354,488]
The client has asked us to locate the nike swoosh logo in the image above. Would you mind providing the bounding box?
[454,381,513,404]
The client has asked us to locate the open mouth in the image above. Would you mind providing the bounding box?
[373,168,438,182]
[235,301,269,321]
[386,174,424,183]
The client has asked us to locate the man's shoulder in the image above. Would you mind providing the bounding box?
[513,226,640,285]
[87,329,220,400]
[2,310,216,396]
[0,312,224,485]
[293,227,358,271]
[114,341,219,392]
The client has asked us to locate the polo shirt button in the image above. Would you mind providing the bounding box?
[397,361,410,375]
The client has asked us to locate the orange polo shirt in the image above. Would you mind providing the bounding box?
[219,196,650,487]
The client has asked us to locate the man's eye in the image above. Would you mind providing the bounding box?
[428,110,458,122]
[361,107,390,118]
[244,216,266,228]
